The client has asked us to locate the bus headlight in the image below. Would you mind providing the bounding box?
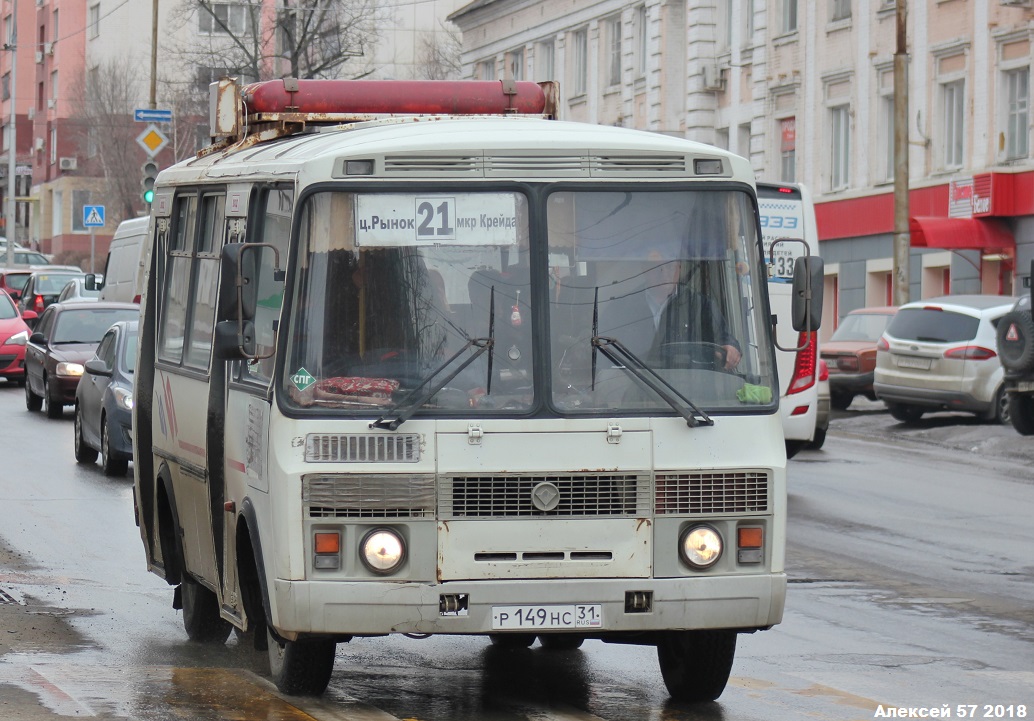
[360,528,406,575]
[679,525,723,569]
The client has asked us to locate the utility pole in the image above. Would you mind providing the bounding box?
[4,0,17,267]
[892,0,910,305]
[150,0,158,109]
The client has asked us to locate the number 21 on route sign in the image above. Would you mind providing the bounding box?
[83,205,106,228]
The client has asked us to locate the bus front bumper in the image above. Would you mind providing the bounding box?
[270,573,786,637]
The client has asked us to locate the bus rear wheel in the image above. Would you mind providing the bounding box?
[181,575,232,644]
[656,629,736,702]
[267,629,337,695]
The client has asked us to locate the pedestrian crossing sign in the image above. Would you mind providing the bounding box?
[83,205,106,228]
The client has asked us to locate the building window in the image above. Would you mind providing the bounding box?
[571,28,588,95]
[508,48,524,81]
[199,2,253,36]
[606,18,621,87]
[715,127,729,150]
[783,0,797,33]
[1005,67,1029,160]
[88,4,100,39]
[831,105,850,190]
[942,79,965,169]
[477,59,495,81]
[536,40,555,82]
[50,126,57,165]
[745,0,755,41]
[780,117,796,182]
[50,69,58,103]
[635,6,647,78]
[831,0,850,22]
[1,72,8,102]
[738,122,751,158]
[880,94,895,182]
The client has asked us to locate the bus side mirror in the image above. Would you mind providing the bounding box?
[791,256,824,332]
[218,243,260,323]
[84,273,100,291]
[214,319,256,360]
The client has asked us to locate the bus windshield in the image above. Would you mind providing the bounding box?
[281,187,774,415]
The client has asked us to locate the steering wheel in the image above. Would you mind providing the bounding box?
[656,341,728,371]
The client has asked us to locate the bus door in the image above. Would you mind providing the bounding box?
[155,189,229,595]
[219,185,292,622]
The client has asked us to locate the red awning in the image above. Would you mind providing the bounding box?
[909,216,1014,252]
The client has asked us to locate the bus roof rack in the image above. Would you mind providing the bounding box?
[206,77,561,154]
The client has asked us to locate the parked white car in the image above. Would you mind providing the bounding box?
[873,295,1016,424]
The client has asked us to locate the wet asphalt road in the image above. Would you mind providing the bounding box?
[0,384,1031,721]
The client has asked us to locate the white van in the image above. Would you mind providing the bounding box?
[757,182,822,458]
[97,216,149,303]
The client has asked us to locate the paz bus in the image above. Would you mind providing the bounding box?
[756,182,822,458]
[132,77,822,701]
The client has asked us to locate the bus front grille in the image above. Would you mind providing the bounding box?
[654,471,770,514]
[439,473,650,519]
[304,474,435,518]
[305,433,421,463]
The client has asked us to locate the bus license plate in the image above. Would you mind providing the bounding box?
[1017,381,1034,392]
[492,604,603,630]
[897,356,931,370]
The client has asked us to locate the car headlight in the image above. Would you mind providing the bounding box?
[679,525,723,569]
[113,387,134,411]
[359,528,406,575]
[56,362,85,377]
[4,330,28,346]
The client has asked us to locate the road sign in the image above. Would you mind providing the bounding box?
[136,124,169,157]
[134,108,173,123]
[83,205,106,228]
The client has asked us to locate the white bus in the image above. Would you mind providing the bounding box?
[756,182,822,458]
[133,78,822,702]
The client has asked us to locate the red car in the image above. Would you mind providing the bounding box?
[820,306,898,410]
[0,289,36,385]
[24,301,140,418]
[0,268,32,303]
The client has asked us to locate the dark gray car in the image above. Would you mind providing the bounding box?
[74,320,138,476]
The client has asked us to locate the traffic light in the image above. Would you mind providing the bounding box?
[141,160,159,204]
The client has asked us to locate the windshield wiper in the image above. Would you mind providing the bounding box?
[589,288,712,428]
[372,289,497,431]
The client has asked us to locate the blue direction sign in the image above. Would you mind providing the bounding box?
[83,205,106,228]
[134,108,173,123]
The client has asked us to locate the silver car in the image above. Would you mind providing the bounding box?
[873,295,1016,424]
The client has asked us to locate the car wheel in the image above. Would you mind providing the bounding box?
[74,405,99,464]
[830,391,853,411]
[888,404,924,424]
[100,416,129,477]
[1009,394,1034,436]
[44,376,63,419]
[25,376,42,411]
[656,630,737,702]
[986,386,1010,425]
[806,426,827,450]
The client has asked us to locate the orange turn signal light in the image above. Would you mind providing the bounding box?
[314,532,341,554]
[738,527,763,549]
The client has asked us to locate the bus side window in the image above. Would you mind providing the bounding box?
[247,186,293,383]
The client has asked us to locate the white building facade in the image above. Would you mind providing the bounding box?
[449,0,1034,329]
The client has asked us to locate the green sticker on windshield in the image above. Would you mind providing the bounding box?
[291,368,316,391]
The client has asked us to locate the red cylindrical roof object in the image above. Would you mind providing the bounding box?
[242,80,548,116]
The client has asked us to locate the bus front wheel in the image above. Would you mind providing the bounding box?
[656,629,736,702]
[267,629,337,696]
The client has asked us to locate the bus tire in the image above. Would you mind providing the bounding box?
[538,634,584,650]
[181,575,232,644]
[267,629,337,696]
[656,629,736,703]
[489,633,535,648]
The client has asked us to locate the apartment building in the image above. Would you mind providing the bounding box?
[449,0,1034,328]
[0,0,465,265]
